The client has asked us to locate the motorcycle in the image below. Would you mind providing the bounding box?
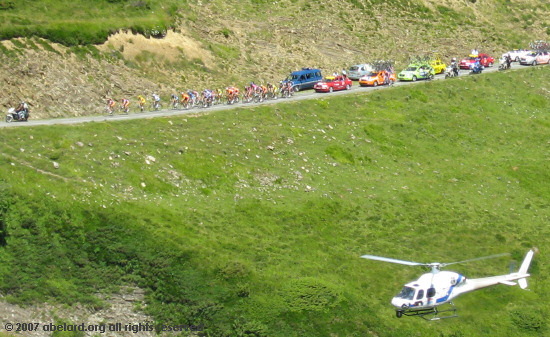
[445,66,459,79]
[469,63,483,74]
[6,107,29,123]
[498,58,511,71]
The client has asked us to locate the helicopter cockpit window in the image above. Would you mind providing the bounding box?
[396,286,415,300]
[416,289,424,300]
[427,288,436,298]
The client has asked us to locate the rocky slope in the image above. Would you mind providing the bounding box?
[0,0,548,119]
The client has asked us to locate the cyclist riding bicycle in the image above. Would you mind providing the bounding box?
[107,98,116,115]
[286,81,293,93]
[138,95,146,112]
[152,93,161,110]
[188,90,199,106]
[181,91,190,103]
[250,82,260,92]
[202,89,214,106]
[216,88,223,103]
[226,86,239,103]
[121,98,130,113]
[170,93,179,109]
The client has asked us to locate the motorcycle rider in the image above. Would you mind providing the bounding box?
[15,101,29,120]
[471,59,482,73]
[450,58,459,76]
[505,54,512,69]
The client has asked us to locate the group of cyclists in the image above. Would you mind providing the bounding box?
[105,81,297,115]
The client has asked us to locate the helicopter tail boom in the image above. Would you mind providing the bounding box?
[451,249,535,296]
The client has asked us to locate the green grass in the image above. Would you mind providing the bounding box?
[0,67,550,336]
[0,0,178,45]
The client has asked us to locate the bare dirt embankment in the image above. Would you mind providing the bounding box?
[0,287,187,337]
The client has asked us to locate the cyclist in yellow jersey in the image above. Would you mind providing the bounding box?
[138,95,146,112]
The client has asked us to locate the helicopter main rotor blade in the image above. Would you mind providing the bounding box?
[440,253,510,268]
[360,255,426,266]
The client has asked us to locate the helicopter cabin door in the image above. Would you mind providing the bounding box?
[414,289,425,306]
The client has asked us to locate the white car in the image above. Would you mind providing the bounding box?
[347,64,374,80]
[502,49,532,62]
[520,51,550,66]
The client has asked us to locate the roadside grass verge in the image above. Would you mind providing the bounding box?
[0,67,549,336]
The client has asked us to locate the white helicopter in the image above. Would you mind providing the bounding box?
[361,249,535,320]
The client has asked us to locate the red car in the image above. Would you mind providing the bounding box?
[459,53,495,69]
[314,76,352,93]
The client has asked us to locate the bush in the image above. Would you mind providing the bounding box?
[0,1,14,10]
[510,308,546,332]
[232,317,267,337]
[282,278,342,313]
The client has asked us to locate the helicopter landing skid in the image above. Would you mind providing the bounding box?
[399,303,458,321]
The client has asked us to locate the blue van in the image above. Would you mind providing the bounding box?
[283,68,323,91]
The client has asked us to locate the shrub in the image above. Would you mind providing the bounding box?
[232,317,267,337]
[510,308,546,332]
[0,1,14,10]
[282,278,342,313]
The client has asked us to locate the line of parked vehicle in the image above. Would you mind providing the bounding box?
[286,48,548,94]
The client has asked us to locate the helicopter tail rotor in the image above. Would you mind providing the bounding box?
[517,249,535,289]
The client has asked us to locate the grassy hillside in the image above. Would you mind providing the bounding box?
[1,67,549,336]
[0,0,179,45]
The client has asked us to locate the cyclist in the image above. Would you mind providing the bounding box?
[260,83,268,100]
[202,89,214,107]
[107,98,116,115]
[242,85,251,102]
[181,91,190,108]
[286,81,293,94]
[152,93,161,110]
[226,86,235,103]
[188,90,199,106]
[216,88,223,104]
[121,98,130,114]
[170,93,179,109]
[250,82,260,93]
[226,86,239,103]
[138,95,146,112]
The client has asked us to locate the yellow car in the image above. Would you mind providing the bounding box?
[430,54,447,74]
